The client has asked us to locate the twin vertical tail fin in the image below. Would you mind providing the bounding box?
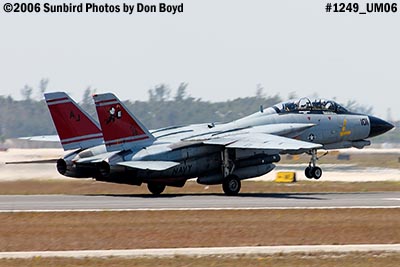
[44,92,103,151]
[93,93,155,152]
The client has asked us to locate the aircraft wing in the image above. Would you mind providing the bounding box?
[202,133,321,153]
[117,161,180,171]
[5,158,59,164]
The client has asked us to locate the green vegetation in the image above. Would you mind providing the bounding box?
[0,82,280,139]
[0,95,54,139]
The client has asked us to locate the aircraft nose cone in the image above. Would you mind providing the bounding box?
[368,116,394,138]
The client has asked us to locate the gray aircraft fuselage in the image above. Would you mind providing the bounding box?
[63,98,393,192]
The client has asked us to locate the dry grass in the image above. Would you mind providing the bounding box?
[0,209,399,252]
[1,252,400,267]
[0,179,400,195]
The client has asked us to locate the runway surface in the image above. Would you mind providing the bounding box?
[1,244,400,259]
[0,192,400,211]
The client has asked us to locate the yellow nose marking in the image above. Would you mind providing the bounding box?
[340,119,351,137]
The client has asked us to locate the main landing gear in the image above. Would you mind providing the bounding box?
[147,183,166,195]
[221,149,240,196]
[222,175,241,196]
[304,149,327,179]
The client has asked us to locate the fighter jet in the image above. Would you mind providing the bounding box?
[15,92,392,195]
[77,93,393,195]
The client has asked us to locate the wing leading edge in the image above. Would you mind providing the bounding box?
[202,133,322,153]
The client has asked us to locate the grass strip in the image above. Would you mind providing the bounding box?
[1,209,399,252]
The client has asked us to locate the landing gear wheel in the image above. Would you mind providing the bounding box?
[147,183,166,195]
[305,166,313,179]
[222,175,241,196]
[311,167,322,179]
[305,149,325,180]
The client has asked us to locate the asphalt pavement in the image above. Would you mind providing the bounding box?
[0,192,399,211]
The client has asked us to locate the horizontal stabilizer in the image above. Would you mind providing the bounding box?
[5,159,59,164]
[18,135,60,142]
[117,160,180,171]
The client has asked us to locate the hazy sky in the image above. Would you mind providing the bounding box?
[1,0,399,120]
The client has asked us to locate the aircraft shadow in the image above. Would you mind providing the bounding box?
[84,192,325,200]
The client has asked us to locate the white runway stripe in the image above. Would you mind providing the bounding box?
[1,244,400,259]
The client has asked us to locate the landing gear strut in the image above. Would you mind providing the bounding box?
[221,149,240,196]
[305,149,326,179]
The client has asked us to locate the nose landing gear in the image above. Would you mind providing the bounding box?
[305,149,327,179]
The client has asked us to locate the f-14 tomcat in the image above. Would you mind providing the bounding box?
[43,92,394,196]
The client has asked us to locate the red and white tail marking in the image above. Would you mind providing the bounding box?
[93,93,155,152]
[45,92,103,150]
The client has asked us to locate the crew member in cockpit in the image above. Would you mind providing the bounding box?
[324,101,336,112]
[284,102,297,112]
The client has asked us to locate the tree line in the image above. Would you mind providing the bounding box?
[0,81,281,140]
[2,79,396,143]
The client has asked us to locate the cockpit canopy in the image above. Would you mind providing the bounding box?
[273,98,349,114]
